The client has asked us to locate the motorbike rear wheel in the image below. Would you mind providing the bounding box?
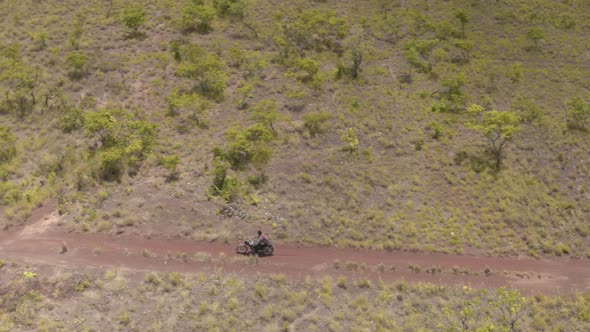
[236,245,249,254]
[261,246,274,256]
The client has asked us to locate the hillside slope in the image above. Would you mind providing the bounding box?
[0,0,589,257]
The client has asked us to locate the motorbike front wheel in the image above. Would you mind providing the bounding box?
[236,245,249,254]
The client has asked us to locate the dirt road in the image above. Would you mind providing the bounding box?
[1,201,589,295]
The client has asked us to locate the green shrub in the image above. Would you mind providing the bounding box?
[181,3,216,33]
[567,96,589,130]
[0,126,16,163]
[223,124,273,170]
[174,43,226,101]
[66,51,88,78]
[120,5,146,34]
[302,111,331,137]
[165,89,208,125]
[58,107,84,133]
[213,0,246,18]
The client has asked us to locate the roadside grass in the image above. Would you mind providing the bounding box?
[0,265,588,331]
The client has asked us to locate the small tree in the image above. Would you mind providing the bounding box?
[340,128,359,153]
[467,105,520,170]
[506,62,523,84]
[0,126,17,163]
[527,28,544,50]
[492,288,528,332]
[302,111,331,137]
[165,89,208,126]
[346,25,366,79]
[180,3,216,33]
[455,9,469,38]
[567,96,589,130]
[251,99,288,133]
[66,51,88,78]
[120,5,146,36]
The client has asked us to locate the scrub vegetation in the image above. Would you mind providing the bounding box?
[0,0,589,258]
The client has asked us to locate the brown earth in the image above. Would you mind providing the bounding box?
[1,200,589,296]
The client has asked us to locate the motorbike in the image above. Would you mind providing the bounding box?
[236,240,274,256]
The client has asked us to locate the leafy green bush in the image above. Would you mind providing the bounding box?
[180,3,216,33]
[280,9,348,51]
[209,157,241,202]
[58,107,84,133]
[340,128,359,153]
[84,109,157,181]
[302,111,331,137]
[165,89,208,125]
[567,96,589,130]
[251,99,287,132]
[0,126,16,163]
[223,124,273,170]
[66,51,88,78]
[174,43,226,101]
[158,154,180,181]
[213,0,246,18]
[120,5,146,35]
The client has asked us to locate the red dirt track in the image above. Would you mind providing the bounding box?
[1,201,589,295]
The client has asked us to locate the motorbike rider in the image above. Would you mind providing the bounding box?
[251,230,268,253]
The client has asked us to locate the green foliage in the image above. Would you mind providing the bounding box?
[228,48,268,77]
[235,83,253,109]
[222,124,273,170]
[181,3,216,33]
[340,128,359,153]
[213,0,246,18]
[492,288,528,331]
[526,28,544,50]
[83,109,157,181]
[511,95,543,123]
[58,107,84,133]
[0,126,17,163]
[279,9,348,51]
[165,89,208,126]
[467,105,520,169]
[302,111,331,137]
[404,39,446,73]
[506,62,523,84]
[432,73,466,112]
[346,25,366,79]
[174,43,226,101]
[567,96,589,130]
[251,99,288,132]
[65,51,88,78]
[455,9,469,38]
[209,157,241,201]
[296,58,319,81]
[452,38,473,63]
[29,30,48,50]
[158,154,180,181]
[68,12,86,49]
[0,44,37,117]
[120,5,147,34]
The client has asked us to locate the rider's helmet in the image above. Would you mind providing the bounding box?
[257,230,262,236]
